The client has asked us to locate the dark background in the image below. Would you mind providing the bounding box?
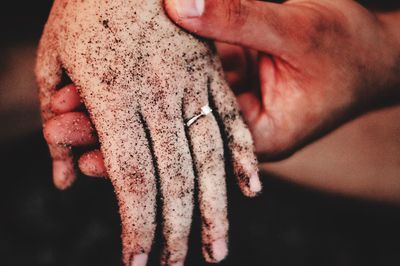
[1,1,400,266]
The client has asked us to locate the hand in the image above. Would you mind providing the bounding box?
[42,84,108,178]
[164,0,400,160]
[36,0,261,265]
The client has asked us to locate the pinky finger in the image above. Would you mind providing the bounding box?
[209,67,262,197]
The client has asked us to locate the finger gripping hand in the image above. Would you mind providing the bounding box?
[35,0,261,265]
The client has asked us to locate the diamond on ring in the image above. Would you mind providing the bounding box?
[186,105,212,127]
[201,105,212,115]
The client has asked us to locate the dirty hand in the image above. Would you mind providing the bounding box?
[36,0,261,265]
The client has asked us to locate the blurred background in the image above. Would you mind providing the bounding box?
[1,1,399,266]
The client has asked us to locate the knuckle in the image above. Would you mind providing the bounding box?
[43,118,59,144]
[42,125,53,144]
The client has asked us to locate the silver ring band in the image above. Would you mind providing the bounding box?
[186,105,212,127]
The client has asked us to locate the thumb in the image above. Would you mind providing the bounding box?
[164,0,309,56]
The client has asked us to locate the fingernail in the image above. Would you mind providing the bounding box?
[212,238,228,262]
[171,261,184,266]
[172,0,205,18]
[249,172,262,193]
[131,253,148,266]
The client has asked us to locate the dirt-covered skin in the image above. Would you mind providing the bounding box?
[36,0,260,265]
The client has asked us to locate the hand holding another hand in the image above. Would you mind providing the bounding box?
[165,0,400,160]
[37,0,400,265]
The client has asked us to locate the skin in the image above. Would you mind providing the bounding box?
[36,0,261,265]
[164,0,400,161]
[53,0,400,196]
[47,53,400,204]
[162,0,400,203]
[40,0,400,264]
